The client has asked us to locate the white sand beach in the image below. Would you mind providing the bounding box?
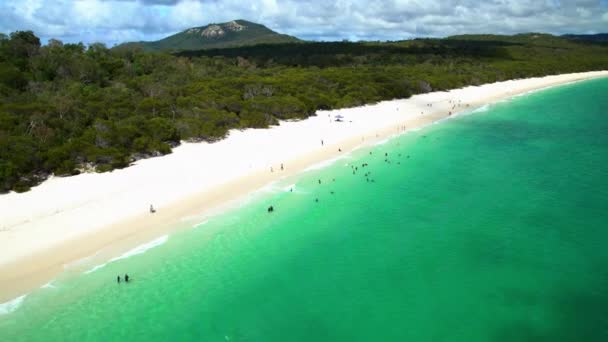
[1,70,607,301]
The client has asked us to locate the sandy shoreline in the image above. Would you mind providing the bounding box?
[1,71,607,303]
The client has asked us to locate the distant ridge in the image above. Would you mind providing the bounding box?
[442,32,608,48]
[562,33,608,43]
[448,33,569,43]
[117,19,301,51]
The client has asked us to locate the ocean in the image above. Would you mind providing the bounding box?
[1,77,608,341]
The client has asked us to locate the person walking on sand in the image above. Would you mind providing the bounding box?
[281,163,284,171]
[321,139,324,146]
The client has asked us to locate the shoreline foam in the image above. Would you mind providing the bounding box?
[1,71,607,303]
[0,295,26,315]
[83,235,169,274]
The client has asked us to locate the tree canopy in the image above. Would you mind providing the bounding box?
[1,31,608,192]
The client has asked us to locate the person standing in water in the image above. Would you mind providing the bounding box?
[117,275,121,283]
[125,274,130,283]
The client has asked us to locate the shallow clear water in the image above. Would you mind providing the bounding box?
[2,78,608,341]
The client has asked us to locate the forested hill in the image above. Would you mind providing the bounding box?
[562,33,608,44]
[448,33,608,45]
[117,20,301,51]
[1,31,608,193]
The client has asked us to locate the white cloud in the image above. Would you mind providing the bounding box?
[0,0,607,45]
[169,0,206,28]
[576,7,592,18]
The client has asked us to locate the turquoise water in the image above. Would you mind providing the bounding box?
[2,78,608,341]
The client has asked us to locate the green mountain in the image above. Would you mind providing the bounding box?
[119,20,301,51]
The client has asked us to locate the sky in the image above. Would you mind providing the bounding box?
[1,0,607,46]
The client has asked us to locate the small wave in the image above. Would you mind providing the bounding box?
[110,235,169,263]
[193,220,208,229]
[83,263,108,274]
[469,104,490,114]
[303,155,348,172]
[84,235,169,274]
[511,83,567,99]
[282,183,310,195]
[41,281,56,289]
[374,137,392,146]
[0,295,26,315]
[258,181,283,194]
[261,182,304,195]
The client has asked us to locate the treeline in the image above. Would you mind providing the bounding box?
[1,31,608,192]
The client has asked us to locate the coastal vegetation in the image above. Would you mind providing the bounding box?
[1,29,608,192]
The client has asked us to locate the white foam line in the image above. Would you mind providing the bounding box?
[470,104,491,114]
[0,295,26,315]
[258,180,284,194]
[374,137,393,146]
[83,263,108,274]
[40,281,56,289]
[84,235,169,274]
[193,220,209,228]
[303,155,350,172]
[110,235,169,262]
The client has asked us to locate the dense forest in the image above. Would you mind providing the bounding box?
[1,31,608,192]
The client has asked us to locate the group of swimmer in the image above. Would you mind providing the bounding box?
[117,274,130,283]
[266,141,416,213]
